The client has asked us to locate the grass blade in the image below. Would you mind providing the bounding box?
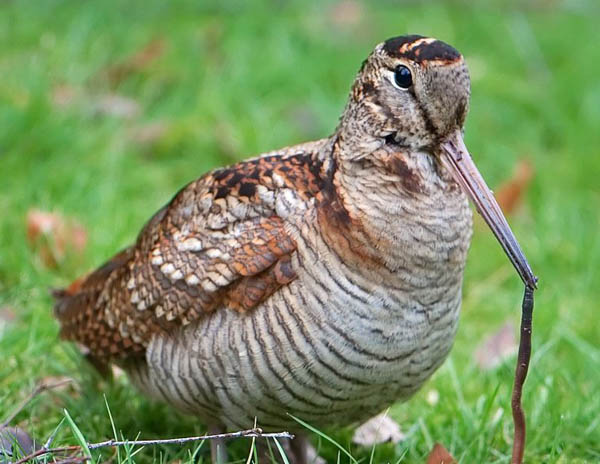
[104,395,121,463]
[64,408,93,463]
[272,438,291,464]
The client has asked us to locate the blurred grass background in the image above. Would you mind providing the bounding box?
[1,0,599,462]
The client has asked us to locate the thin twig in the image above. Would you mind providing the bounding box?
[511,286,534,464]
[11,445,81,464]
[2,378,73,428]
[87,427,293,449]
[10,428,294,464]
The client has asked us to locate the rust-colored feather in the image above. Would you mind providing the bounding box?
[53,143,335,362]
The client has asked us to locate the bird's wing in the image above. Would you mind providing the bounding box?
[54,140,331,364]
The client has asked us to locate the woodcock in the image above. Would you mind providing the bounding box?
[54,35,537,463]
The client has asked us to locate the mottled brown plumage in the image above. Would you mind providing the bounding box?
[53,35,535,464]
[55,145,334,361]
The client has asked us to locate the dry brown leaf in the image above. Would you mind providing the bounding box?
[0,427,39,460]
[99,38,166,87]
[93,94,141,119]
[51,87,141,120]
[26,209,87,268]
[474,322,518,370]
[352,412,405,446]
[329,0,364,27]
[495,159,534,215]
[427,443,456,464]
[0,306,16,324]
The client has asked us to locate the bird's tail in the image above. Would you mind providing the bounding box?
[52,247,134,375]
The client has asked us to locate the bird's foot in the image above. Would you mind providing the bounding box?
[208,424,228,464]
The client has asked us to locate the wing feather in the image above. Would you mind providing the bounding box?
[53,139,332,362]
[55,169,297,360]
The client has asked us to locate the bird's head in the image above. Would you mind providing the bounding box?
[344,35,470,150]
[336,35,537,289]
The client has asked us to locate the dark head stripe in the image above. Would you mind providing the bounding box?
[383,35,461,63]
[382,35,425,54]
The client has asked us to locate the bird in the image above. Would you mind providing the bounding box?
[53,35,536,463]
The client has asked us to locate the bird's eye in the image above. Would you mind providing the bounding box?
[393,65,412,89]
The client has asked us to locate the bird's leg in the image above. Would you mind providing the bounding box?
[208,424,228,464]
[289,434,309,464]
[256,436,307,464]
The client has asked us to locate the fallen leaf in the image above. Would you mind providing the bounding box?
[93,94,141,119]
[0,306,16,324]
[329,0,364,27]
[52,87,141,120]
[97,38,166,87]
[474,322,518,370]
[352,412,405,446]
[427,443,456,464]
[0,427,38,461]
[495,159,534,215]
[26,209,87,268]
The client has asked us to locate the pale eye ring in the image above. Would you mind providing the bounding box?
[393,65,413,89]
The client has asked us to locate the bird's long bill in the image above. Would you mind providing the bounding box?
[440,130,537,289]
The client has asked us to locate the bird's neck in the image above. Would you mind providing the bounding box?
[316,136,472,275]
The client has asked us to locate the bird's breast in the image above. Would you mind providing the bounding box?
[291,184,472,374]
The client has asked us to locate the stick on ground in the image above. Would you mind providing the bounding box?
[11,428,293,464]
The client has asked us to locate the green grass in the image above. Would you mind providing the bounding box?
[1,0,600,462]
